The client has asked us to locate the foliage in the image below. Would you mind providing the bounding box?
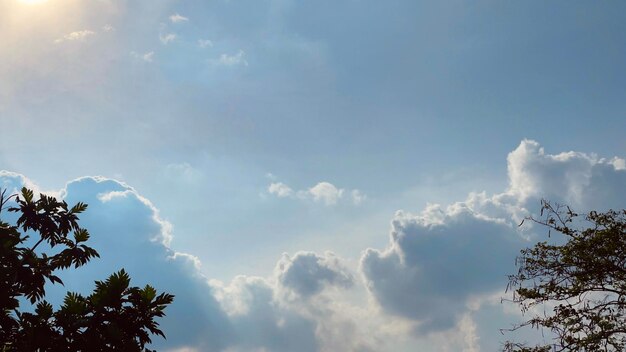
[0,188,174,351]
[503,200,626,351]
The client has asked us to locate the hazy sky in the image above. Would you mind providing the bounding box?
[1,1,625,351]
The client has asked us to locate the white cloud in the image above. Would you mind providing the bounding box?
[0,172,375,351]
[0,174,233,350]
[102,24,115,32]
[170,13,189,23]
[275,251,353,299]
[160,33,177,45]
[1,140,623,351]
[54,30,96,43]
[215,50,248,67]
[359,139,626,336]
[131,51,154,63]
[198,39,213,48]
[308,182,344,205]
[360,204,523,332]
[0,170,41,195]
[351,189,366,205]
[210,275,319,352]
[267,179,366,206]
[611,157,626,170]
[268,182,293,198]
[505,139,626,211]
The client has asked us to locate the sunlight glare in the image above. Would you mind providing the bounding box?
[19,0,49,4]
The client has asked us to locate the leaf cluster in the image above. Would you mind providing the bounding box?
[504,200,626,351]
[0,188,174,351]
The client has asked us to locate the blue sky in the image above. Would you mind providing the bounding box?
[1,1,625,351]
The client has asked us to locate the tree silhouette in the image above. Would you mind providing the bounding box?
[0,188,174,351]
[503,201,626,351]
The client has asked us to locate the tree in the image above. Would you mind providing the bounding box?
[503,200,626,351]
[0,187,174,351]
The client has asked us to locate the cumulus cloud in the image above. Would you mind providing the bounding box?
[131,51,154,63]
[267,180,366,206]
[506,139,626,211]
[160,33,177,45]
[170,13,189,23]
[198,39,213,48]
[214,50,248,67]
[308,182,344,205]
[54,30,96,43]
[0,174,233,350]
[360,204,523,332]
[275,252,353,299]
[0,170,40,195]
[0,172,372,351]
[359,139,626,336]
[210,276,319,352]
[268,182,293,198]
[1,140,623,351]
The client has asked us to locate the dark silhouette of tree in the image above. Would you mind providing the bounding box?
[0,188,174,351]
[503,200,626,351]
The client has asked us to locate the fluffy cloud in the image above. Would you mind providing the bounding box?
[0,170,41,195]
[360,139,626,336]
[215,50,248,67]
[506,139,626,211]
[210,276,319,352]
[54,30,96,43]
[160,33,177,45]
[0,172,370,351]
[308,182,344,206]
[267,180,366,206]
[0,174,232,350]
[268,182,293,198]
[275,252,353,299]
[360,204,523,332]
[1,140,624,351]
[170,13,189,23]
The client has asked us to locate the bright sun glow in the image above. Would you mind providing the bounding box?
[19,0,49,4]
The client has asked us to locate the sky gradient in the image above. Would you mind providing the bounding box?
[1,1,625,351]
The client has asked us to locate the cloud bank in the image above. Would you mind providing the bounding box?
[1,140,624,351]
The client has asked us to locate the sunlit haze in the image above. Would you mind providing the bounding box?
[18,0,49,5]
[1,1,625,351]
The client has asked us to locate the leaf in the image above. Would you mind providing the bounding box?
[142,285,157,302]
[73,229,90,243]
[35,301,53,319]
[70,202,88,214]
[21,187,34,203]
[48,275,64,286]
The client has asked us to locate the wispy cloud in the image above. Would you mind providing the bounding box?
[54,30,96,43]
[159,33,177,45]
[214,50,248,66]
[131,51,154,63]
[198,39,213,49]
[169,13,189,23]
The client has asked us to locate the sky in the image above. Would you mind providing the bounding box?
[1,0,625,351]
